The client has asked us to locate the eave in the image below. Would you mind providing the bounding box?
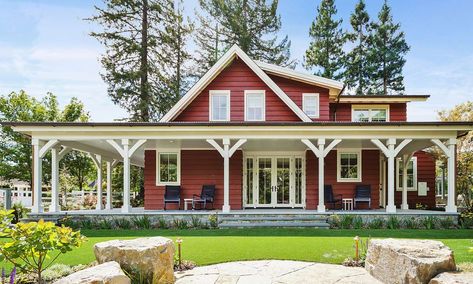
[337,95,430,103]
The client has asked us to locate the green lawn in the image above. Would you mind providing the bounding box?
[1,229,472,270]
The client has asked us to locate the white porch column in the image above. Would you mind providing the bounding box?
[401,153,414,210]
[90,154,103,210]
[50,147,60,212]
[106,160,118,210]
[371,138,411,213]
[302,138,341,212]
[32,138,59,213]
[432,138,457,213]
[207,138,247,213]
[107,139,147,213]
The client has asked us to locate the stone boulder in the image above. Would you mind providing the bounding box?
[54,261,130,284]
[429,272,473,284]
[365,238,456,284]
[94,237,175,284]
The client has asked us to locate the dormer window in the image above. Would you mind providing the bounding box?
[209,90,230,121]
[302,93,320,118]
[244,90,265,121]
[352,105,389,122]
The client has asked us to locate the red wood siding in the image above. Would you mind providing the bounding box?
[330,103,407,121]
[174,59,301,122]
[306,150,380,210]
[394,151,436,209]
[268,75,330,121]
[144,150,243,210]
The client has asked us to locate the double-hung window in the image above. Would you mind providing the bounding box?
[352,105,389,122]
[396,157,417,191]
[245,90,265,121]
[337,150,362,182]
[209,90,230,121]
[302,93,320,118]
[157,151,180,185]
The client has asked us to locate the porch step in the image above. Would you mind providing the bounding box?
[218,214,330,228]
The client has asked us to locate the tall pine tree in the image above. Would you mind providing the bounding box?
[368,0,409,95]
[345,0,372,95]
[194,0,294,76]
[87,0,191,121]
[304,0,345,80]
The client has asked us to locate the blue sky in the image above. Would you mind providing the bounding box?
[0,0,472,121]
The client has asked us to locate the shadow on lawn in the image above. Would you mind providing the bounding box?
[80,228,473,239]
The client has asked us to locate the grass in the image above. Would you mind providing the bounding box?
[1,229,472,271]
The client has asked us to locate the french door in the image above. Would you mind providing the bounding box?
[243,154,305,208]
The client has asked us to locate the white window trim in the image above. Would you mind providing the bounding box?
[156,149,181,186]
[302,93,320,118]
[351,104,390,122]
[244,90,266,121]
[337,149,362,182]
[396,156,417,191]
[209,90,230,121]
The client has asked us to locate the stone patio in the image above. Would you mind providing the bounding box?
[175,260,381,284]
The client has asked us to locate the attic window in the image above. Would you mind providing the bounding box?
[209,90,230,121]
[302,93,320,118]
[352,105,389,122]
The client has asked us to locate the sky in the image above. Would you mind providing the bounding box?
[0,0,472,121]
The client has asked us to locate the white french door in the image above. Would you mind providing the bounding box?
[243,153,305,208]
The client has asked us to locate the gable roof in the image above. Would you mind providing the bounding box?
[160,45,312,122]
[255,61,344,100]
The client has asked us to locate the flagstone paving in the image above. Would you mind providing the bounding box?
[175,260,381,284]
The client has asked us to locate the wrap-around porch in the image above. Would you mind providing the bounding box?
[18,122,464,215]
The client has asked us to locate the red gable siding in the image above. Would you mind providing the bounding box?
[269,75,330,121]
[144,150,243,210]
[174,59,301,122]
[330,103,407,121]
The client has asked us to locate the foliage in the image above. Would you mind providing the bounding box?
[11,203,30,224]
[367,218,385,229]
[415,203,428,210]
[61,151,95,193]
[339,215,354,229]
[0,267,16,284]
[172,219,189,230]
[208,214,218,229]
[0,91,89,187]
[87,0,192,121]
[352,216,364,229]
[344,0,373,95]
[368,0,409,95]
[402,217,419,229]
[304,0,345,80]
[435,102,473,211]
[42,264,74,282]
[190,216,202,229]
[114,218,132,230]
[196,0,294,77]
[421,216,439,229]
[329,214,341,228]
[132,215,151,229]
[157,217,169,229]
[459,211,473,229]
[386,216,400,229]
[439,217,455,229]
[0,211,86,283]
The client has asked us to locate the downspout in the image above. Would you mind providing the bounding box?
[332,84,346,121]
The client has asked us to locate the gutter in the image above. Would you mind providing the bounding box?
[332,84,346,121]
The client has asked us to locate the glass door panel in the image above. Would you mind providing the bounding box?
[276,158,290,205]
[258,158,272,205]
[245,158,254,205]
[294,157,303,205]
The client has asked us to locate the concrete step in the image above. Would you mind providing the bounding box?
[219,221,330,228]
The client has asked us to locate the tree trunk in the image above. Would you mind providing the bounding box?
[140,0,150,122]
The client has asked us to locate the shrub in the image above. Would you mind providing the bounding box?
[114,218,132,230]
[208,214,218,229]
[79,218,94,229]
[459,211,473,229]
[11,203,30,224]
[368,218,385,229]
[352,216,364,229]
[402,217,419,229]
[0,210,86,283]
[190,216,202,229]
[132,215,151,229]
[387,216,400,229]
[329,214,341,229]
[157,217,169,229]
[439,217,455,229]
[172,219,188,230]
[42,264,74,282]
[340,215,354,229]
[98,218,113,229]
[422,216,439,229]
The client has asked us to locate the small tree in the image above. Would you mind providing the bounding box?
[0,211,86,283]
